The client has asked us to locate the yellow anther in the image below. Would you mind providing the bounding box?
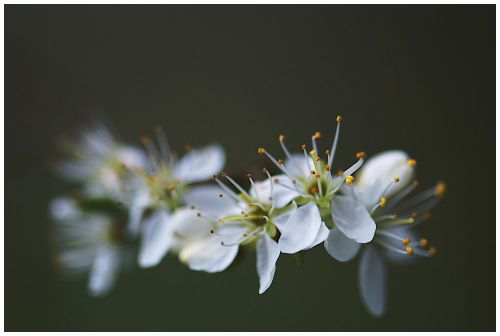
[336,115,343,122]
[314,131,322,139]
[419,238,429,247]
[310,170,316,175]
[301,144,307,150]
[315,156,321,162]
[394,177,400,183]
[315,173,321,178]
[407,159,417,167]
[408,217,415,223]
[324,164,331,171]
[435,181,447,198]
[291,179,297,184]
[279,134,285,142]
[273,178,280,183]
[278,159,285,165]
[402,237,411,246]
[345,175,354,184]
[428,246,438,256]
[380,197,387,207]
[336,170,344,177]
[197,212,202,217]
[325,149,331,155]
[258,147,265,154]
[356,151,366,159]
[309,149,316,156]
[406,246,414,256]
[413,180,419,188]
[221,171,227,177]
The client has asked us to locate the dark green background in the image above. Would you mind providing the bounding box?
[5,5,495,331]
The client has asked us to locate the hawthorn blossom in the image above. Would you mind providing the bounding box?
[50,196,129,296]
[129,127,226,268]
[324,150,444,316]
[56,122,146,198]
[178,171,328,294]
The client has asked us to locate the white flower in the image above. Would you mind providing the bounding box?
[178,171,327,294]
[130,127,226,267]
[324,150,444,316]
[57,123,146,198]
[50,196,127,296]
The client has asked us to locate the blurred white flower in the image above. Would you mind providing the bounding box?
[50,196,127,297]
[324,150,443,316]
[131,127,226,267]
[57,123,146,199]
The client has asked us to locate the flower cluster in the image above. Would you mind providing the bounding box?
[49,117,445,316]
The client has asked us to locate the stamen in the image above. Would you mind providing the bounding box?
[435,181,447,198]
[345,175,354,185]
[356,151,366,159]
[247,173,260,200]
[223,172,255,202]
[141,135,160,168]
[407,159,417,167]
[211,174,241,202]
[406,246,414,255]
[311,132,320,157]
[278,134,303,174]
[154,126,171,162]
[328,115,342,167]
[385,182,418,211]
[402,237,411,246]
[258,147,296,181]
[419,238,429,247]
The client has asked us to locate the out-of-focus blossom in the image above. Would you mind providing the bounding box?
[324,150,444,316]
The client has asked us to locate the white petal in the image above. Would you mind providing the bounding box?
[256,234,280,294]
[116,146,146,169]
[171,207,213,243]
[173,144,225,183]
[331,195,376,243]
[359,246,387,317]
[352,179,383,209]
[356,150,414,197]
[50,196,79,221]
[184,185,241,217]
[138,210,174,268]
[324,227,361,262]
[275,202,322,254]
[88,245,120,296]
[127,190,151,237]
[286,154,314,177]
[249,174,299,208]
[180,224,246,273]
[305,221,330,249]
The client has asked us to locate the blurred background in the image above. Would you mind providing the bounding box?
[5,5,495,331]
